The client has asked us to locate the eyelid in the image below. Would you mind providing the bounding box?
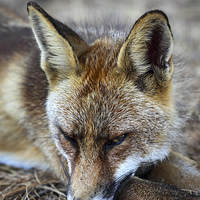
[106,134,127,151]
[57,125,78,147]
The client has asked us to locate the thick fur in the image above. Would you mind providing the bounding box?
[0,2,199,200]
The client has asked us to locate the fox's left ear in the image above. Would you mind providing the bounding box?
[27,2,89,87]
[117,10,173,91]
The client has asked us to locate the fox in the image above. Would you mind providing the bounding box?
[0,1,200,199]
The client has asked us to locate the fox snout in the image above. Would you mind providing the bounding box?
[69,160,103,199]
[63,139,114,199]
[67,162,133,200]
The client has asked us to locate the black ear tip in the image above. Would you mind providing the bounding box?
[129,9,172,40]
[27,1,43,14]
[147,10,170,27]
[139,9,170,25]
[27,1,38,8]
[27,1,47,18]
[27,1,37,14]
[147,10,168,18]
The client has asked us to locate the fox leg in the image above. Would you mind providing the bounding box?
[0,113,48,169]
[147,151,200,192]
[113,176,200,200]
[114,151,200,200]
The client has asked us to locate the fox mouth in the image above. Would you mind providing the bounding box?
[103,162,156,200]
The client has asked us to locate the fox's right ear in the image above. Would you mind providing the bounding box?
[27,2,89,87]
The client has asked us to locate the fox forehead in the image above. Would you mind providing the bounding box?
[77,38,123,96]
[47,77,172,142]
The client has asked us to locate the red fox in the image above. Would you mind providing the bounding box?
[0,1,200,199]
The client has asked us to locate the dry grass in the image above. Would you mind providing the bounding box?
[0,164,68,200]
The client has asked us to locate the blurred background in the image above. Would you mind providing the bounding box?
[1,0,200,69]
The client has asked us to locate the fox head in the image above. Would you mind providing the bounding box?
[27,2,175,199]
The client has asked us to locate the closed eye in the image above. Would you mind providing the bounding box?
[57,126,78,147]
[106,134,127,151]
[62,132,77,147]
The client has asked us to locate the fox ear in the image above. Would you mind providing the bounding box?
[117,10,173,91]
[27,2,89,86]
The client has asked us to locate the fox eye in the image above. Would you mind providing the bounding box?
[63,133,77,147]
[106,134,126,150]
[58,127,77,147]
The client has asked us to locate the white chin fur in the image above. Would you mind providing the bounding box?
[115,145,170,180]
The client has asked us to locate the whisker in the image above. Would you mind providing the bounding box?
[57,154,70,194]
[29,136,58,140]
